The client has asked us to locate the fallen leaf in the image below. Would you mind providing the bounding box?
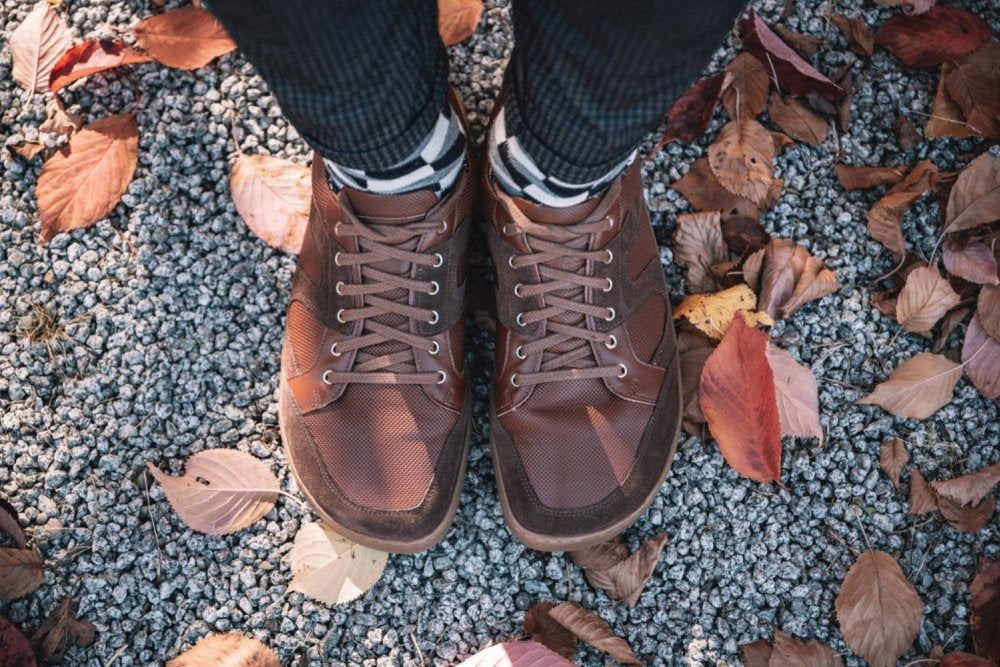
[133,6,236,70]
[677,331,715,426]
[699,317,782,482]
[568,535,629,571]
[230,154,310,254]
[942,239,999,286]
[766,345,823,443]
[48,39,153,92]
[8,141,47,161]
[0,615,36,667]
[36,114,139,243]
[829,14,874,57]
[872,289,900,319]
[674,284,775,340]
[979,286,1000,339]
[944,152,1000,234]
[437,0,483,47]
[939,652,996,667]
[0,547,44,600]
[970,558,1000,663]
[660,74,724,144]
[896,264,961,332]
[908,469,938,515]
[721,53,770,121]
[30,597,95,664]
[767,92,828,146]
[523,602,577,660]
[874,0,937,14]
[938,494,996,533]
[671,158,762,220]
[288,522,387,604]
[874,6,993,68]
[147,449,279,535]
[8,1,73,93]
[836,550,922,667]
[39,98,82,141]
[0,498,27,549]
[167,633,280,667]
[772,25,821,60]
[455,641,574,667]
[708,119,778,207]
[740,640,772,667]
[835,69,853,132]
[944,43,1000,140]
[834,164,905,190]
[547,602,639,665]
[926,62,977,139]
[722,216,771,255]
[893,115,921,151]
[932,306,970,353]
[866,159,939,254]
[962,313,1000,400]
[756,239,839,319]
[856,352,962,419]
[879,439,909,490]
[673,211,726,293]
[932,463,1000,508]
[770,629,844,666]
[582,534,668,607]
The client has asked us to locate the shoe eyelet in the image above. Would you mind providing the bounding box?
[336,308,346,323]
[606,216,615,229]
[334,252,342,266]
[335,281,344,295]
[333,221,343,235]
[439,220,449,233]
[428,310,440,325]
[507,255,517,269]
[605,307,616,322]
[515,345,526,360]
[436,370,447,385]
[602,278,614,292]
[322,370,334,385]
[605,335,617,349]
[603,249,614,264]
[428,280,440,295]
[510,373,520,387]
[617,363,628,378]
[330,342,341,357]
[430,341,440,355]
[516,313,526,327]
[433,253,444,268]
[513,283,524,297]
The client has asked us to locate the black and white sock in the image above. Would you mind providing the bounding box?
[324,104,466,197]
[488,106,635,208]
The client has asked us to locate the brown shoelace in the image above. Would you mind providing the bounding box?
[322,215,447,386]
[499,194,627,387]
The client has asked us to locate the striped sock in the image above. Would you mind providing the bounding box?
[325,103,466,198]
[487,106,634,208]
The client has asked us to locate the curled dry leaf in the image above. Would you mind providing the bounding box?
[980,286,1000,340]
[0,498,27,549]
[720,53,770,121]
[944,43,1000,140]
[230,155,311,254]
[707,119,778,208]
[548,602,639,665]
[944,152,1000,234]
[879,439,909,490]
[834,164,905,191]
[674,284,775,340]
[767,92,827,146]
[0,547,44,600]
[970,558,1000,663]
[938,494,995,533]
[49,39,154,92]
[926,62,977,139]
[660,74,724,145]
[39,98,83,141]
[766,345,823,444]
[962,314,1000,401]
[942,240,998,286]
[866,159,938,255]
[772,25,821,60]
[455,641,574,667]
[36,114,139,243]
[770,629,844,666]
[829,14,874,58]
[289,522,387,604]
[523,602,577,659]
[437,0,483,47]
[895,264,961,333]
[673,211,725,294]
[932,306,970,354]
[857,352,962,419]
[30,596,96,665]
[699,317,782,482]
[167,633,280,667]
[133,6,236,70]
[894,115,921,151]
[874,6,992,68]
[583,533,668,607]
[147,449,279,535]
[738,10,844,103]
[756,239,838,319]
[835,550,922,667]
[0,615,35,667]
[677,331,715,427]
[722,216,770,255]
[671,158,762,220]
[568,535,628,571]
[9,1,73,93]
[931,464,1000,508]
[908,469,938,515]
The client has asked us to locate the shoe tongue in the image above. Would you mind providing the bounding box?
[341,187,439,223]
[512,194,602,225]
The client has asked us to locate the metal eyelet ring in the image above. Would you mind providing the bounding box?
[322,370,334,385]
[330,342,341,357]
[510,373,520,387]
[333,221,343,235]
[606,217,615,229]
[439,220,449,233]
[430,341,440,355]
[513,283,524,297]
[617,363,628,378]
[428,280,440,295]
[335,281,344,295]
[333,252,342,266]
[433,253,444,268]
[508,256,517,269]
[428,310,440,325]
[605,307,616,322]
[336,309,346,323]
[602,278,614,292]
[515,345,526,360]
[516,313,526,327]
[436,370,447,385]
[605,335,618,349]
[603,249,614,264]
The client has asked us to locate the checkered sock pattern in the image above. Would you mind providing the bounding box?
[488,106,635,208]
[324,103,466,197]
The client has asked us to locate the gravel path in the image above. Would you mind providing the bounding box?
[1,0,998,664]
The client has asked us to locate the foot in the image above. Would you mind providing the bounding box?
[482,159,682,552]
[279,144,474,553]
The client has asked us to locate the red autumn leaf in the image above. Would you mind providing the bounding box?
[738,10,844,103]
[829,14,874,58]
[874,6,993,68]
[698,316,782,482]
[0,615,36,667]
[523,602,577,660]
[944,43,1000,141]
[659,74,723,146]
[939,653,995,667]
[772,25,821,60]
[49,40,154,92]
[971,558,1000,663]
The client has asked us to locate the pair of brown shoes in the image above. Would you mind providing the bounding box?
[278,96,682,553]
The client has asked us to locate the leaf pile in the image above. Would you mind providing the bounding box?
[899,462,1000,533]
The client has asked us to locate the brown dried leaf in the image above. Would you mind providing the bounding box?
[677,331,715,425]
[829,14,874,58]
[879,439,909,490]
[931,463,1000,507]
[938,494,996,533]
[0,547,44,600]
[834,164,905,191]
[671,158,762,220]
[856,352,962,419]
[896,264,961,332]
[30,597,95,664]
[978,285,1000,342]
[767,92,828,146]
[0,498,27,550]
[133,6,236,70]
[926,62,977,139]
[939,652,996,667]
[583,534,668,607]
[872,289,900,319]
[721,53,770,121]
[722,216,771,255]
[673,211,726,294]
[944,152,1000,234]
[741,640,772,667]
[568,535,628,571]
[932,306,970,353]
[167,633,280,667]
[962,313,1000,400]
[547,602,639,665]
[674,284,775,340]
[772,25,821,60]
[230,154,310,254]
[835,551,922,667]
[769,629,844,666]
[708,120,778,208]
[756,239,839,319]
[9,1,73,93]
[866,159,938,254]
[893,115,921,151]
[908,469,939,515]
[438,0,483,47]
[660,74,724,145]
[455,641,575,667]
[523,602,577,660]
[147,449,279,535]
[944,43,1000,140]
[0,615,35,667]
[942,239,999,286]
[48,39,154,92]
[766,345,823,444]
[8,141,47,161]
[874,0,937,14]
[288,522,388,604]
[874,6,992,68]
[970,558,1000,663]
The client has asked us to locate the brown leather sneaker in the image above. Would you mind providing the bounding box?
[278,124,475,553]
[482,158,682,552]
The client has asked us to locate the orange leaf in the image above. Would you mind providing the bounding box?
[133,7,235,70]
[707,119,779,208]
[437,0,483,47]
[230,155,311,254]
[834,164,905,190]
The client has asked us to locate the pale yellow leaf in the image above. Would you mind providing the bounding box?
[230,154,310,254]
[289,522,388,604]
[674,284,774,340]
